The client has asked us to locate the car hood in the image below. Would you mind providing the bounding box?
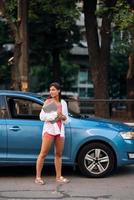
[70,114,133,132]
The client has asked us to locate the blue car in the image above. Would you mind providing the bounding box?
[0,90,134,178]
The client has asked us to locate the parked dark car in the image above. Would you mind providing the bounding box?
[0,90,134,177]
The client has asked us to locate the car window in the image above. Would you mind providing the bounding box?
[7,97,42,120]
[0,96,8,119]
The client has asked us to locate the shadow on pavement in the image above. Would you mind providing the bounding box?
[0,165,81,177]
[114,165,134,177]
[0,165,133,178]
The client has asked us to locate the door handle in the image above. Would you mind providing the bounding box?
[9,126,21,131]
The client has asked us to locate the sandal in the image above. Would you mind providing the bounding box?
[35,177,45,185]
[56,176,70,183]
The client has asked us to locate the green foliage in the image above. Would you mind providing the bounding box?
[0,21,12,88]
[0,22,12,44]
[42,0,79,29]
[0,65,11,85]
[0,65,10,82]
[113,0,134,30]
[96,0,117,18]
[60,56,79,91]
[97,0,134,30]
[112,30,132,54]
[29,0,80,51]
[0,0,80,91]
[29,65,51,92]
[29,54,79,92]
[109,52,128,98]
[28,0,80,91]
[109,31,129,98]
[4,0,18,22]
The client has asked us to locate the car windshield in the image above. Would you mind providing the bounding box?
[36,95,44,101]
[31,93,44,102]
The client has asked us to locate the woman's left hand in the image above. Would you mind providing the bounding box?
[60,114,67,121]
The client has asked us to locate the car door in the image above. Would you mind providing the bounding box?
[6,96,44,163]
[0,95,8,161]
[6,96,72,164]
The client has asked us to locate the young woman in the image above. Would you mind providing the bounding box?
[35,82,70,185]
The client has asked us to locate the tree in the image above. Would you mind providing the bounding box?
[83,0,117,118]
[0,0,80,91]
[29,0,80,84]
[113,0,134,119]
[0,0,29,91]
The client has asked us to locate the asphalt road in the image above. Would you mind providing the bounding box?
[0,165,134,200]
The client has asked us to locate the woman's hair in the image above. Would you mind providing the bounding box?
[49,82,61,101]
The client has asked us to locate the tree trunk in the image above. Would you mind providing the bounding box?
[11,42,21,90]
[18,0,29,91]
[127,28,134,119]
[83,0,117,118]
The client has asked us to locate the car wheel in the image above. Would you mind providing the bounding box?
[77,142,115,178]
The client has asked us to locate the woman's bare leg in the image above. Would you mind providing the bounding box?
[36,135,53,179]
[54,137,64,179]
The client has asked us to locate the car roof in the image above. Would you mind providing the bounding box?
[0,90,43,101]
[0,90,34,96]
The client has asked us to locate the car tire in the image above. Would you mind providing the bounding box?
[77,142,115,178]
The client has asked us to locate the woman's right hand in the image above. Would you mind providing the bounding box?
[57,112,66,121]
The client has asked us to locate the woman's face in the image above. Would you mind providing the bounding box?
[49,86,60,98]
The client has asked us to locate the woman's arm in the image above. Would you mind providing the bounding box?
[61,99,70,124]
